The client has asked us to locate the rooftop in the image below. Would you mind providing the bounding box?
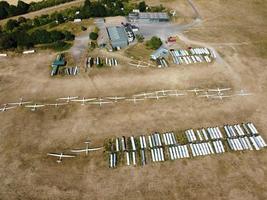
[107,26,128,42]
[139,12,169,20]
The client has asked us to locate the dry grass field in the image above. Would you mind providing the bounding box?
[0,0,267,199]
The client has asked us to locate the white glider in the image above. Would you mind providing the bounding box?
[57,96,79,102]
[47,153,76,163]
[9,97,32,106]
[25,104,45,111]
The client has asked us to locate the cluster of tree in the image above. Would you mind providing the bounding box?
[0,29,74,50]
[146,36,162,50]
[0,0,74,20]
[29,0,73,12]
[137,1,165,12]
[3,12,68,33]
[78,0,165,19]
[0,1,29,19]
[0,5,78,51]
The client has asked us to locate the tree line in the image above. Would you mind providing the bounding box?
[0,13,74,51]
[0,0,74,20]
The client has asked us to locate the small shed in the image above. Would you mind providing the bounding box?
[150,47,169,60]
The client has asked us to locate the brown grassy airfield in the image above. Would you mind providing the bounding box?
[1,0,267,199]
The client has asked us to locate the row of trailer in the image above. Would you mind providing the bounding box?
[114,136,136,152]
[212,140,225,154]
[148,133,163,148]
[186,127,223,142]
[107,123,266,168]
[206,127,223,140]
[169,49,212,65]
[190,142,215,157]
[65,66,79,76]
[156,58,168,68]
[125,151,137,166]
[168,145,189,160]
[86,57,118,68]
[227,137,253,151]
[150,147,165,162]
[227,135,267,151]
[189,48,210,55]
[249,136,267,150]
[162,132,177,145]
[224,123,259,138]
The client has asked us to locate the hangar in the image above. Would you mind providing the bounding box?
[129,12,170,23]
[106,26,129,50]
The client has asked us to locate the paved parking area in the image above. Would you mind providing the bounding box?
[134,19,200,40]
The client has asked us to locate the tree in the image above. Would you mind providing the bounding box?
[18,16,27,24]
[13,30,33,48]
[16,0,29,15]
[138,1,147,12]
[89,32,98,40]
[0,1,9,19]
[5,19,19,32]
[31,29,51,44]
[136,34,144,43]
[51,12,64,24]
[146,36,162,50]
[0,34,17,50]
[63,31,75,41]
[50,30,65,42]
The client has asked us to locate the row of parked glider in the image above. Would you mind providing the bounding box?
[0,88,252,112]
[47,141,103,163]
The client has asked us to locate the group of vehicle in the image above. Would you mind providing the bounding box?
[224,123,267,151]
[156,58,168,68]
[65,66,79,76]
[169,47,214,64]
[86,57,118,69]
[105,122,266,169]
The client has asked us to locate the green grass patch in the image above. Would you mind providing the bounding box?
[124,43,153,60]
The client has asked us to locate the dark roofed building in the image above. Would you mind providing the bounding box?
[107,26,129,49]
[129,12,170,23]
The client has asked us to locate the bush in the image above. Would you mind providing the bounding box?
[81,26,87,31]
[136,34,144,43]
[51,41,71,51]
[89,32,98,40]
[146,36,162,50]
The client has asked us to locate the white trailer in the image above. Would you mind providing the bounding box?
[250,123,259,134]
[142,136,147,148]
[249,136,260,150]
[126,151,130,165]
[169,147,174,160]
[152,148,156,161]
[244,137,253,150]
[140,136,144,149]
[148,136,153,148]
[160,148,165,161]
[208,142,214,154]
[115,138,120,152]
[190,144,196,157]
[130,136,136,151]
[197,130,203,141]
[121,137,126,151]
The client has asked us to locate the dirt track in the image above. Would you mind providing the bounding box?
[0,0,267,199]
